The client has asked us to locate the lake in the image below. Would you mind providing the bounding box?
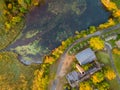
[6,0,110,65]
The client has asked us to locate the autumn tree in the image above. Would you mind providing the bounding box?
[113,10,120,18]
[98,18,115,29]
[89,26,96,34]
[105,67,116,80]
[91,72,104,84]
[89,37,104,50]
[32,64,49,90]
[113,48,120,55]
[79,81,93,90]
[44,56,55,64]
[97,81,110,90]
[101,0,117,11]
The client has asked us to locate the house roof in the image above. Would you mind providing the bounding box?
[75,48,96,65]
[66,71,85,87]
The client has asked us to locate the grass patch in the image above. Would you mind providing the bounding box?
[96,51,120,90]
[108,40,116,47]
[0,1,25,50]
[109,78,120,90]
[113,54,120,76]
[0,21,25,50]
[96,51,110,65]
[0,51,40,90]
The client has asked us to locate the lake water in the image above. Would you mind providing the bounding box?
[6,0,110,65]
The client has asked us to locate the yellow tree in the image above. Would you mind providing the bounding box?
[91,72,104,84]
[98,18,115,29]
[44,56,55,64]
[79,81,93,90]
[105,68,116,80]
[113,48,120,55]
[101,0,118,11]
[113,10,120,18]
[32,64,49,90]
[89,37,104,50]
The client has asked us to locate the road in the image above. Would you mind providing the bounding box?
[50,23,120,90]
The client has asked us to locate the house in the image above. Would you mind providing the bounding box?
[115,40,120,48]
[66,48,102,87]
[66,65,102,87]
[75,48,96,65]
[66,71,85,87]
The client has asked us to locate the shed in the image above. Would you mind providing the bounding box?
[75,48,96,65]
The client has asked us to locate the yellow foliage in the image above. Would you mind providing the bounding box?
[0,54,2,59]
[44,56,55,64]
[79,82,93,90]
[5,22,11,31]
[98,18,115,29]
[101,0,120,20]
[32,65,49,90]
[8,3,12,9]
[113,10,120,18]
[32,0,40,6]
[105,68,116,80]
[113,48,120,55]
[11,16,21,23]
[89,37,104,50]
[91,72,104,84]
[3,9,8,15]
[101,0,118,11]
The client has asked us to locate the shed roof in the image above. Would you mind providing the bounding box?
[75,48,96,65]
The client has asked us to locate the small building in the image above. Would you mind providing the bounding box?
[66,71,85,87]
[75,48,96,65]
[115,40,120,48]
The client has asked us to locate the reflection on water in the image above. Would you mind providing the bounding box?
[7,0,110,65]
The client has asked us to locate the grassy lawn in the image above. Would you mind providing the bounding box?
[96,51,111,65]
[0,1,25,50]
[113,54,120,76]
[109,78,120,90]
[96,51,120,90]
[0,51,40,90]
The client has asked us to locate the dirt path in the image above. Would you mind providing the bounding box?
[55,54,75,90]
[57,54,75,77]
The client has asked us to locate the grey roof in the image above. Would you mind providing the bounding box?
[66,71,85,87]
[66,71,79,83]
[75,48,96,65]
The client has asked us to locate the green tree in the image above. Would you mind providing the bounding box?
[25,0,31,4]
[91,72,104,84]
[97,81,110,90]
